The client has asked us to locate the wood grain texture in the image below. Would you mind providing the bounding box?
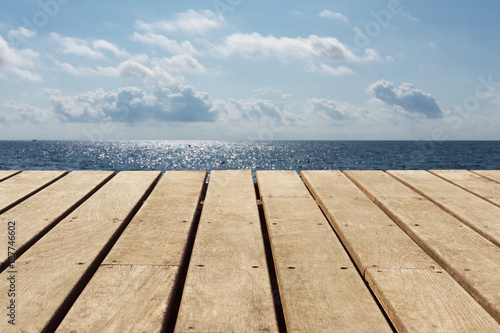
[0,170,67,213]
[257,170,392,333]
[388,170,500,247]
[472,170,500,184]
[302,171,500,332]
[301,170,438,274]
[0,171,114,267]
[0,170,20,182]
[0,171,160,332]
[174,170,278,333]
[336,170,420,201]
[366,269,500,332]
[430,170,500,208]
[57,265,179,333]
[345,170,500,323]
[58,171,206,332]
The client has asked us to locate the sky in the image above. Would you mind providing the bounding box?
[0,0,499,140]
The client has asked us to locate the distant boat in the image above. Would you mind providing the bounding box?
[31,139,37,142]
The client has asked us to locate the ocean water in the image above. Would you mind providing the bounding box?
[0,140,499,172]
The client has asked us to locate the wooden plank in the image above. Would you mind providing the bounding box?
[257,170,392,333]
[366,269,500,332]
[345,170,500,323]
[472,170,500,184]
[0,170,67,213]
[0,171,114,268]
[0,171,160,332]
[57,171,206,332]
[430,170,500,208]
[174,170,278,333]
[0,171,20,182]
[388,170,500,247]
[302,170,500,332]
[301,170,438,274]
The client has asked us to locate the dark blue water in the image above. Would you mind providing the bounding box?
[0,140,499,172]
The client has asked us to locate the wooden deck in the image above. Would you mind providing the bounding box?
[0,170,499,332]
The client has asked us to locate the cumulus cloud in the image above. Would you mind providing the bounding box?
[136,9,224,35]
[307,98,366,121]
[305,62,354,76]
[215,33,380,62]
[213,89,296,124]
[4,101,52,123]
[0,35,41,81]
[367,80,443,118]
[318,10,348,22]
[49,85,217,123]
[130,32,198,54]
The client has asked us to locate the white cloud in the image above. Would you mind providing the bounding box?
[50,33,105,59]
[4,101,52,123]
[52,53,176,83]
[136,9,224,35]
[8,27,36,39]
[367,80,443,118]
[50,34,130,59]
[307,98,366,121]
[49,85,217,123]
[213,88,296,124]
[0,35,42,81]
[130,32,198,54]
[215,33,380,62]
[99,60,177,84]
[152,54,207,74]
[214,98,291,123]
[305,62,354,76]
[92,40,130,58]
[318,10,348,22]
[252,87,291,101]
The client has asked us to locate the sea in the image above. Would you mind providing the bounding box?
[0,140,499,173]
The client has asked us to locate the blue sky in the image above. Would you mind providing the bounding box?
[0,0,499,140]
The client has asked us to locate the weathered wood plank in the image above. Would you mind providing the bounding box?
[472,170,500,184]
[388,170,500,247]
[366,269,500,332]
[430,170,500,208]
[301,170,437,274]
[0,170,67,214]
[57,171,206,332]
[257,170,392,333]
[174,170,278,333]
[0,171,20,182]
[345,170,500,323]
[302,170,500,332]
[0,171,114,268]
[0,171,160,332]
